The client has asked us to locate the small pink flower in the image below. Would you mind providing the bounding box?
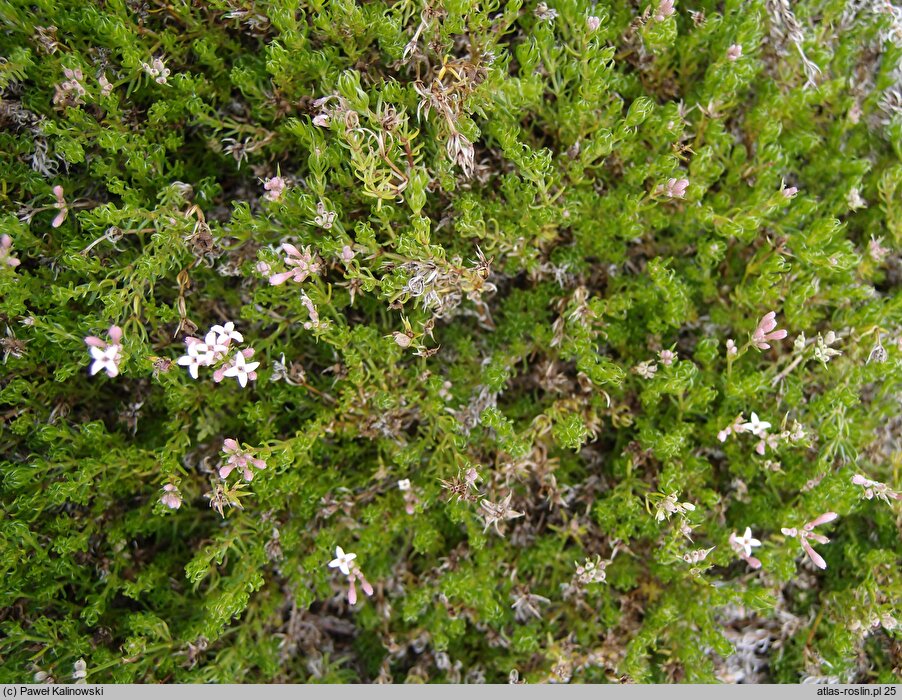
[51,185,68,228]
[269,243,321,286]
[586,15,601,32]
[726,339,737,357]
[868,237,889,262]
[659,349,676,366]
[340,245,355,263]
[751,311,787,350]
[263,176,285,202]
[312,113,330,127]
[781,185,798,199]
[726,44,742,61]
[660,177,689,198]
[1,234,21,269]
[219,438,266,481]
[654,0,675,22]
[160,484,182,509]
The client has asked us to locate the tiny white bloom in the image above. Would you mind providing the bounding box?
[177,351,204,379]
[211,321,244,345]
[741,412,771,436]
[397,479,411,491]
[73,658,87,681]
[328,546,357,575]
[731,527,762,557]
[89,345,121,377]
[222,351,260,388]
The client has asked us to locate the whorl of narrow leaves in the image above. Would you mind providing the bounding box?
[1,0,901,685]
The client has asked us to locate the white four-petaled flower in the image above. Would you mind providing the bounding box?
[741,412,771,437]
[329,546,357,576]
[731,527,762,557]
[222,351,260,388]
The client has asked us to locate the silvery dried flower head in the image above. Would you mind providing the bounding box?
[480,492,525,536]
[751,311,788,349]
[851,474,901,504]
[1,235,21,269]
[160,483,182,509]
[447,132,475,178]
[141,56,171,84]
[727,44,743,60]
[781,512,837,570]
[314,201,336,229]
[85,325,124,378]
[867,338,887,364]
[511,590,550,621]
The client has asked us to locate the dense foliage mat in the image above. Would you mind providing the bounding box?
[1,0,901,684]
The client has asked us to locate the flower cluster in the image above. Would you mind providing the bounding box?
[267,244,322,286]
[751,311,788,350]
[176,322,260,388]
[85,325,124,378]
[328,546,374,606]
[782,512,838,570]
[219,438,267,482]
[141,57,171,84]
[851,474,901,505]
[53,67,86,107]
[262,175,285,202]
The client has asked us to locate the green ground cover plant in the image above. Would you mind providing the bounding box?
[1,0,900,684]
